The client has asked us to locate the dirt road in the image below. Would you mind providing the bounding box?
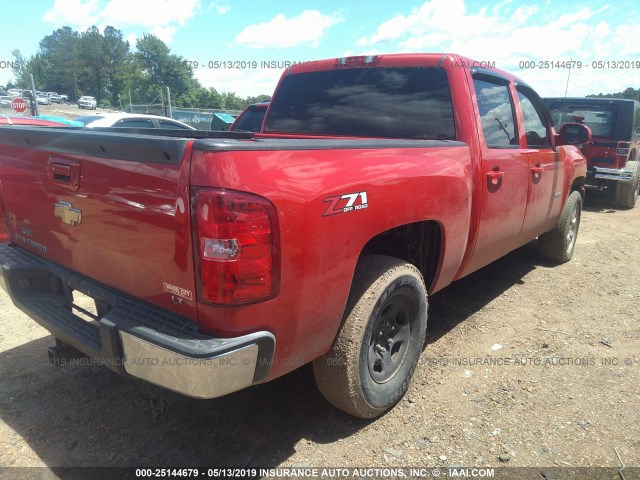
[0,192,638,474]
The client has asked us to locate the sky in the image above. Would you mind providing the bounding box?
[0,0,638,99]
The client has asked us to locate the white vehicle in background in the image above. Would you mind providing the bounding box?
[36,93,51,105]
[75,113,196,130]
[0,88,12,108]
[77,96,97,110]
[7,89,22,96]
[59,94,68,102]
[1,88,32,109]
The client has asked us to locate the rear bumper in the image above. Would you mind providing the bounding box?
[588,166,633,182]
[0,243,275,399]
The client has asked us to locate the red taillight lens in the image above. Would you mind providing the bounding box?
[193,188,279,305]
[617,141,631,156]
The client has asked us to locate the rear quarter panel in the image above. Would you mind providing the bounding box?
[190,141,473,379]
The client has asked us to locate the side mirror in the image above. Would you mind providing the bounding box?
[558,123,592,145]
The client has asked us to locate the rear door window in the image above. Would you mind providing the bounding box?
[473,77,517,148]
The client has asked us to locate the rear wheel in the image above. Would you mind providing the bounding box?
[538,190,582,263]
[313,255,427,418]
[614,161,639,209]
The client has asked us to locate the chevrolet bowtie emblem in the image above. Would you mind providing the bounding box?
[54,201,82,226]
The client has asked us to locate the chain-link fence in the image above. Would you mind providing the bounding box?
[129,103,166,116]
[171,107,241,130]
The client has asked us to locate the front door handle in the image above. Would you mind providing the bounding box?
[531,165,544,177]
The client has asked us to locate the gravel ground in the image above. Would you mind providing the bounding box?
[0,190,638,476]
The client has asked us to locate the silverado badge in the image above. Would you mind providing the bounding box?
[54,201,82,226]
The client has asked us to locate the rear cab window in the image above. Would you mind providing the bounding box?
[263,67,456,140]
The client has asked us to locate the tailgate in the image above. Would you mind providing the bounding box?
[0,127,197,320]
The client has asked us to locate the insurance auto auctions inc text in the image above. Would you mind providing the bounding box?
[259,467,495,478]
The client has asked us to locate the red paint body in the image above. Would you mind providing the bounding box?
[0,116,72,241]
[0,55,586,383]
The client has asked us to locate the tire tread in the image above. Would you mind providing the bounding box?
[614,161,639,209]
[313,255,427,418]
[538,190,582,263]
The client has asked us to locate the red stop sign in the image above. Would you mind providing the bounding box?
[11,97,27,113]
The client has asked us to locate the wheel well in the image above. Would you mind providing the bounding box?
[571,176,586,202]
[359,221,442,290]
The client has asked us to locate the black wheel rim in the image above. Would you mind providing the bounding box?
[367,287,416,383]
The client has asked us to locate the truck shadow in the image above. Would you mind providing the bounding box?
[582,189,618,213]
[0,334,364,470]
[427,241,539,344]
[0,242,544,471]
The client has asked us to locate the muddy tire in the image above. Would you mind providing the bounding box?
[614,161,639,209]
[538,190,582,263]
[313,255,427,418]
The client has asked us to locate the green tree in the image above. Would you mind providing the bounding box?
[134,34,193,102]
[10,50,29,87]
[102,26,131,107]
[587,87,640,102]
[11,27,273,115]
[38,27,80,98]
[214,91,246,110]
[77,26,106,101]
[245,94,271,105]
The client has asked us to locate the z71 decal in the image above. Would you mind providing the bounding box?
[322,191,368,217]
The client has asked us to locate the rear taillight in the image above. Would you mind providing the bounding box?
[192,188,279,305]
[616,141,631,156]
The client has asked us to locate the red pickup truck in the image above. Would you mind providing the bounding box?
[0,54,589,418]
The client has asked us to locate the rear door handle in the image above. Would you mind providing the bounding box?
[531,165,544,177]
[486,170,504,185]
